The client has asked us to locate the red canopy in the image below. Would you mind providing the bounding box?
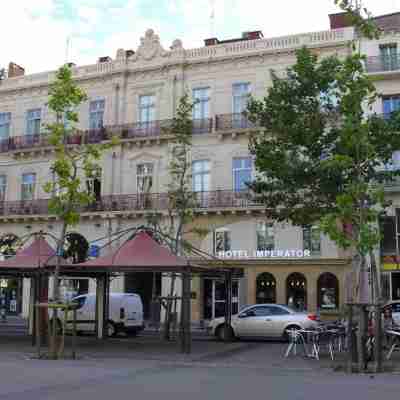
[0,236,57,270]
[66,231,190,272]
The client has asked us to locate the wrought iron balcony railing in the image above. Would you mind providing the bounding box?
[215,113,256,131]
[365,55,400,73]
[0,118,215,153]
[0,190,264,217]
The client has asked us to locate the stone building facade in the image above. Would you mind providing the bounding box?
[0,12,399,323]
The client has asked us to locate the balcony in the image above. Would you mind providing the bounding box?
[0,114,258,155]
[215,113,255,131]
[0,190,265,219]
[365,55,400,74]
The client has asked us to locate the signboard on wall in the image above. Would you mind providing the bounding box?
[382,255,400,271]
[217,249,311,259]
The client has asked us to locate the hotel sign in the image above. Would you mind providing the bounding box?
[218,249,311,259]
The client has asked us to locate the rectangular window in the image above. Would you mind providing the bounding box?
[86,169,102,201]
[383,95,400,118]
[380,216,396,256]
[233,83,251,114]
[89,99,105,130]
[0,175,6,201]
[26,109,41,135]
[21,173,36,201]
[192,160,210,192]
[380,44,398,71]
[303,225,321,255]
[136,163,154,193]
[233,157,252,191]
[256,222,275,251]
[214,230,231,254]
[139,95,156,124]
[0,112,11,140]
[192,88,210,120]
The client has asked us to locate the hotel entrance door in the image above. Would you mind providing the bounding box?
[203,279,239,320]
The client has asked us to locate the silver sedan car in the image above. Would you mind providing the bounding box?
[207,304,319,341]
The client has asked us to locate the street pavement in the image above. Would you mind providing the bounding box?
[0,320,400,399]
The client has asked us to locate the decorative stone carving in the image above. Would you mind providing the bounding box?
[170,39,183,51]
[116,48,126,61]
[132,29,168,61]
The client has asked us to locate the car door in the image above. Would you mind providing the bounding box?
[234,306,275,337]
[268,305,292,337]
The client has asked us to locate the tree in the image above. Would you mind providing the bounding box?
[334,0,380,40]
[247,45,400,368]
[44,65,116,357]
[146,93,205,340]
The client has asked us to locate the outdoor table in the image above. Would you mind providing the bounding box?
[385,329,400,360]
[284,328,308,358]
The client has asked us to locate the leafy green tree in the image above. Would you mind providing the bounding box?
[44,66,117,354]
[247,47,400,302]
[146,93,206,340]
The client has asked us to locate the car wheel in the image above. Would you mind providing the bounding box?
[283,325,301,342]
[216,324,235,341]
[106,321,117,337]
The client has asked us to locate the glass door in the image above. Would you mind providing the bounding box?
[203,279,239,320]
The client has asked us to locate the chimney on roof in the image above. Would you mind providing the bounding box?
[329,12,354,29]
[204,37,219,46]
[98,56,112,63]
[8,62,25,78]
[242,31,263,40]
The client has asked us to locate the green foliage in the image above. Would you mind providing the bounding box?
[334,0,380,40]
[247,47,400,256]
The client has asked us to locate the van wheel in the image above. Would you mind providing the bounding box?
[106,321,117,337]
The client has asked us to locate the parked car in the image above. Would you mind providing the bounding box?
[55,292,144,337]
[384,300,400,326]
[207,304,319,341]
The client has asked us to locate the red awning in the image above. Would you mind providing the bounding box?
[68,231,189,271]
[0,236,57,270]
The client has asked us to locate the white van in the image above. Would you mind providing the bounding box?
[67,292,144,336]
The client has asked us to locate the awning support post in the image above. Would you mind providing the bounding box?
[180,268,191,354]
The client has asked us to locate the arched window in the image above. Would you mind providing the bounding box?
[317,272,339,310]
[286,272,307,311]
[256,272,276,304]
[0,234,20,258]
[63,232,89,264]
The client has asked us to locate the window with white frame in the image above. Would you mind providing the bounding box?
[192,88,210,120]
[0,175,6,201]
[0,113,11,140]
[233,157,252,192]
[232,83,250,114]
[86,169,102,201]
[192,160,210,192]
[214,229,231,254]
[302,225,321,255]
[383,95,400,119]
[21,173,36,201]
[380,44,398,71]
[89,99,105,130]
[136,163,154,193]
[256,222,275,251]
[139,95,156,125]
[26,109,41,135]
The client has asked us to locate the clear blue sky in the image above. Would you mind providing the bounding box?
[1,0,399,74]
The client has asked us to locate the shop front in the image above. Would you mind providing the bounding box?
[195,258,349,321]
[0,278,22,315]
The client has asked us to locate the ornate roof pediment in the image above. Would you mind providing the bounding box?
[131,29,168,62]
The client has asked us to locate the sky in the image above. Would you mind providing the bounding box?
[1,0,400,75]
